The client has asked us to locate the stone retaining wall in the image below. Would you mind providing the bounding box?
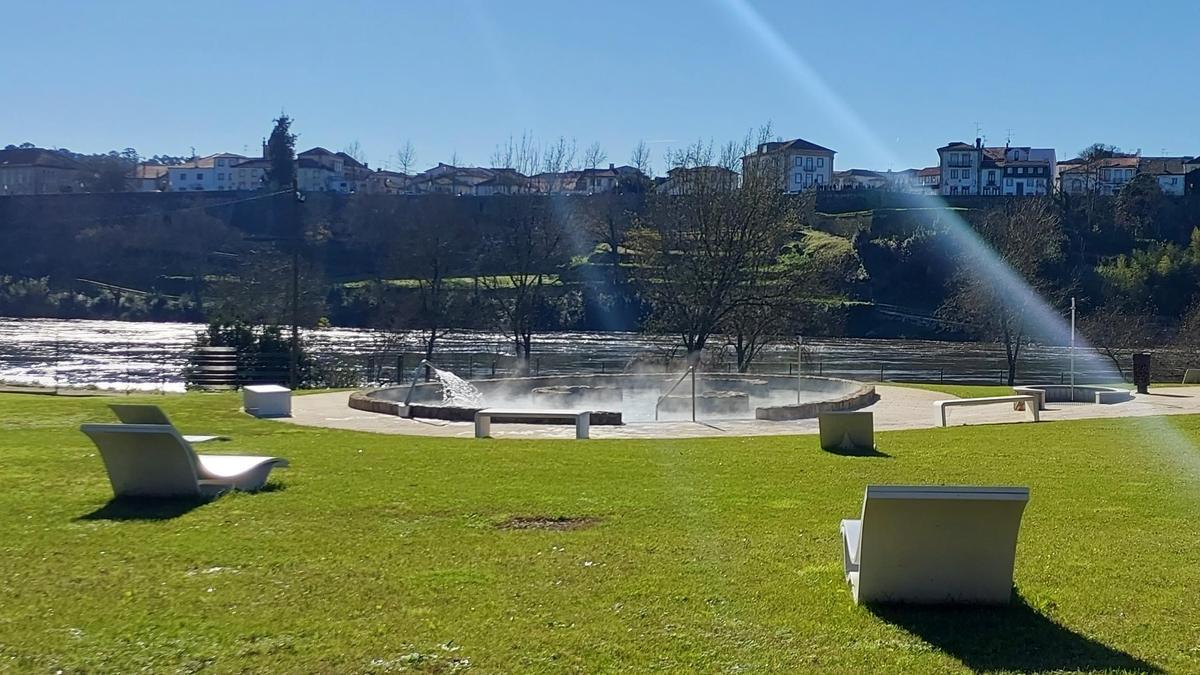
[754,380,878,421]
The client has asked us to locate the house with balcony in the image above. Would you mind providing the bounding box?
[742,138,835,192]
[938,139,1054,196]
[937,141,981,195]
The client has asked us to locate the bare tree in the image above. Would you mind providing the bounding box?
[477,198,564,371]
[583,142,607,170]
[395,141,417,174]
[940,199,1066,385]
[1079,301,1154,379]
[628,131,798,362]
[630,140,652,177]
[490,132,541,175]
[342,140,366,164]
[541,137,578,173]
[664,139,715,171]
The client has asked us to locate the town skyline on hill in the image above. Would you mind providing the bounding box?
[2,1,1197,171]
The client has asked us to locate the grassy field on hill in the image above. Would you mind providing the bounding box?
[0,391,1196,672]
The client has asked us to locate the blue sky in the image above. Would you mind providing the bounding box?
[2,0,1196,173]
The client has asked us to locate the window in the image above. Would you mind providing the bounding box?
[217,159,225,167]
[950,169,958,179]
[217,173,224,180]
[814,174,822,184]
[1006,178,1013,186]
[817,157,824,167]
[988,170,996,182]
[794,156,803,167]
[178,173,187,180]
[805,157,814,171]
[197,174,203,180]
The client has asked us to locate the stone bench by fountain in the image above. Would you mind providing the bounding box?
[531,384,624,407]
[658,390,750,416]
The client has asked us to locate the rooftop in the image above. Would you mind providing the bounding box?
[751,138,836,156]
[0,147,85,171]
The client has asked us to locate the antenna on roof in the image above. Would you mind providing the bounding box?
[974,122,982,139]
[1006,129,1013,145]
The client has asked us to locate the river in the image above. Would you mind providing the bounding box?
[0,317,1121,392]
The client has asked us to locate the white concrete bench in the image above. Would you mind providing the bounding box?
[243,384,292,418]
[474,408,591,439]
[1094,389,1129,403]
[935,395,1039,427]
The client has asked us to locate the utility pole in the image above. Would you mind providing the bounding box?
[289,176,303,389]
[1069,297,1076,398]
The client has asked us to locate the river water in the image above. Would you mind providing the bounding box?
[0,317,1122,392]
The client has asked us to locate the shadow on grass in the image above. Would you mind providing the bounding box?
[77,483,285,521]
[869,593,1160,673]
[78,497,211,521]
[822,446,891,458]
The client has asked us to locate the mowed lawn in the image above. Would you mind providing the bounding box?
[2,393,1199,672]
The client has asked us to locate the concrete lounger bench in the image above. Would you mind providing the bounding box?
[935,395,1039,427]
[819,411,874,453]
[840,485,1030,604]
[475,408,591,439]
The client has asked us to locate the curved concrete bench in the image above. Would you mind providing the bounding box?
[1013,384,1132,410]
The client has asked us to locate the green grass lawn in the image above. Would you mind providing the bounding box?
[887,382,1015,399]
[2,393,1198,672]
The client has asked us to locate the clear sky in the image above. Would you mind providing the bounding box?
[2,0,1196,173]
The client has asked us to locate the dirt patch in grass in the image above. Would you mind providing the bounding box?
[497,515,600,531]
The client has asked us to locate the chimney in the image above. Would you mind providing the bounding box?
[609,163,615,171]
[262,138,268,159]
[975,137,982,149]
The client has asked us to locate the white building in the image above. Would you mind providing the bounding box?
[1137,157,1189,196]
[937,141,981,195]
[743,138,835,192]
[1058,156,1139,195]
[938,140,1054,196]
[230,158,269,190]
[167,153,248,191]
[994,146,1055,196]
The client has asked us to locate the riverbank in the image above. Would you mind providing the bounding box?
[0,316,1137,392]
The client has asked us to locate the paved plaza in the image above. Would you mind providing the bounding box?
[278,385,1200,440]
